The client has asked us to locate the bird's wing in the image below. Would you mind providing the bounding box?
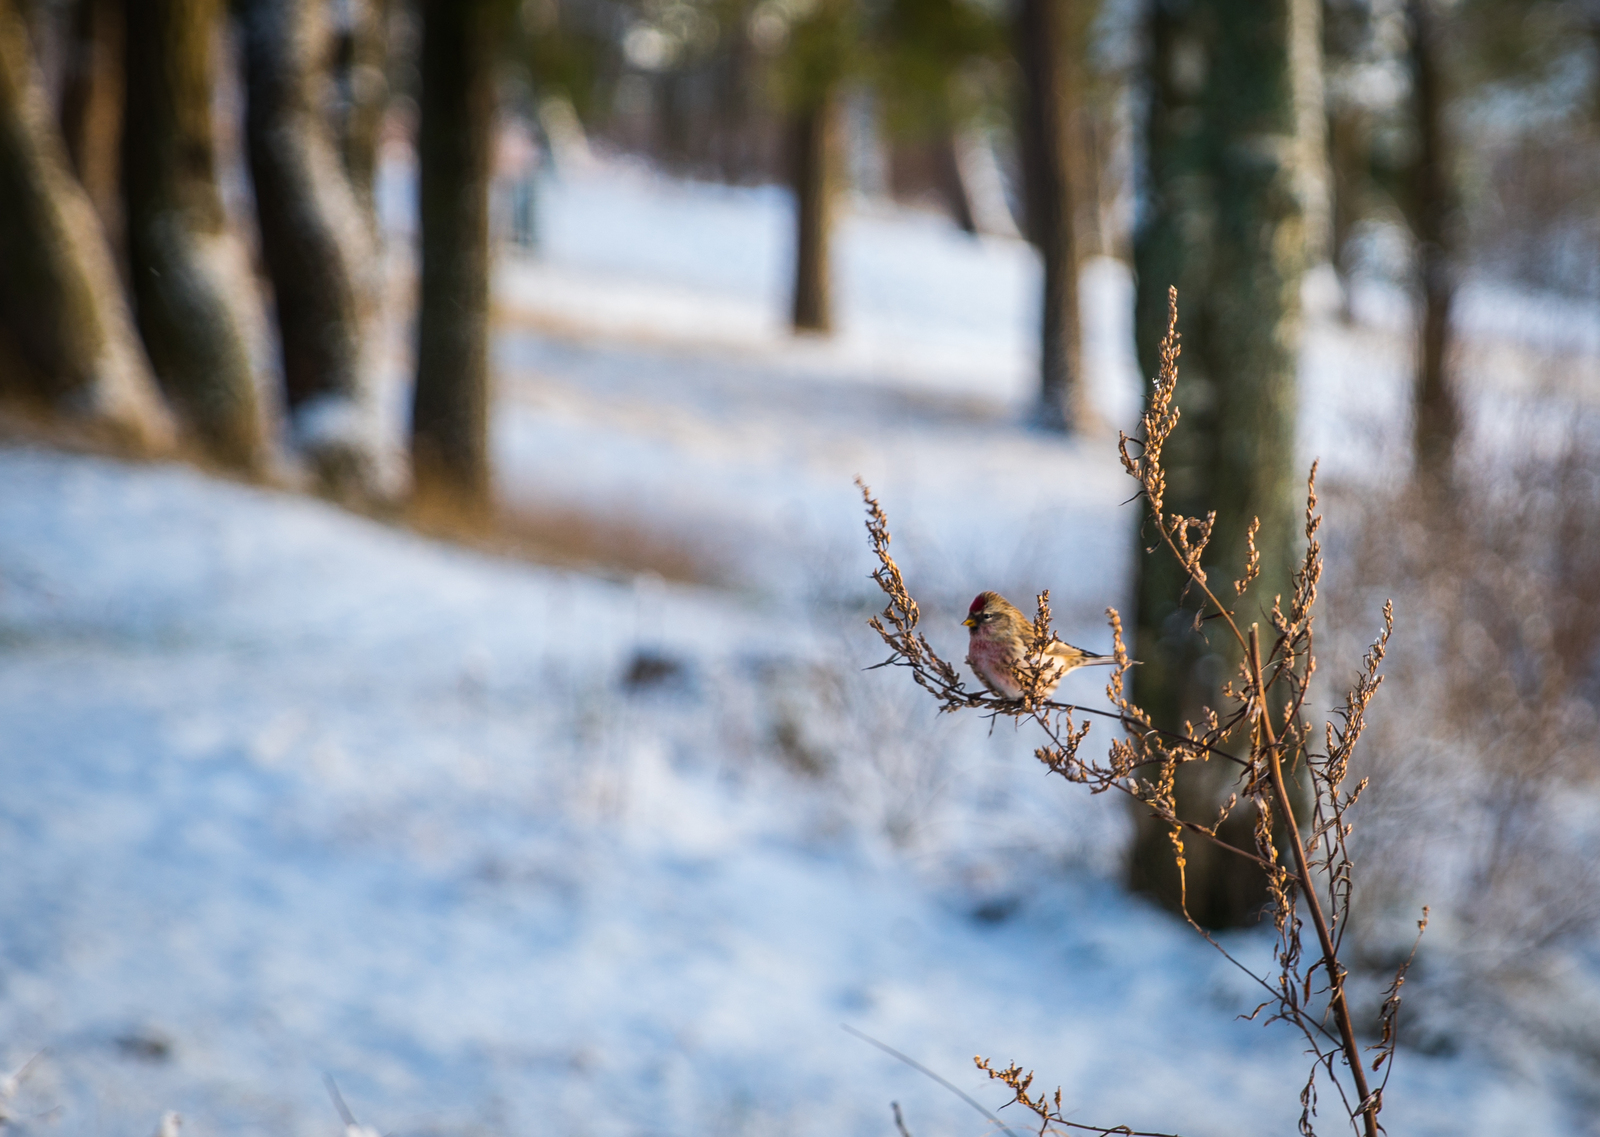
[1041,641,1117,667]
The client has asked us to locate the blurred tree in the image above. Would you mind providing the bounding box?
[874,0,1110,428]
[708,0,769,184]
[1394,0,1581,477]
[1127,0,1323,928]
[788,86,836,331]
[522,0,619,138]
[1016,0,1088,432]
[780,0,853,333]
[1291,0,1329,265]
[1322,0,1599,477]
[239,0,380,495]
[1402,0,1460,478]
[411,0,501,518]
[873,0,1007,234]
[123,0,270,471]
[0,0,171,450]
[328,0,392,232]
[57,0,122,242]
[1322,0,1377,323]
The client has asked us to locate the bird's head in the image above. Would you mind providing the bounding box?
[962,591,1015,634]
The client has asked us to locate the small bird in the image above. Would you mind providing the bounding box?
[962,591,1118,700]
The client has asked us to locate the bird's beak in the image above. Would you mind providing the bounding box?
[961,616,976,628]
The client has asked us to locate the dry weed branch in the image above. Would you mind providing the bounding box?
[840,1025,1025,1137]
[858,288,1418,1137]
[975,1058,1186,1137]
[892,1101,914,1137]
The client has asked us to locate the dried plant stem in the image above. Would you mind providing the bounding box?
[857,288,1415,1137]
[1250,626,1377,1137]
[891,1101,913,1137]
[840,1026,1025,1137]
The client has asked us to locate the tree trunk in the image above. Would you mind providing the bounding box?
[715,9,757,185]
[933,121,977,235]
[240,0,378,493]
[122,0,269,471]
[410,0,494,519]
[329,0,390,233]
[0,0,171,451]
[1128,0,1312,928]
[1327,102,1368,322]
[1016,0,1086,433]
[1290,0,1330,267]
[789,93,835,333]
[1406,0,1459,478]
[57,0,121,242]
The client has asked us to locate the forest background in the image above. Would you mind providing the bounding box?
[2,0,1600,1133]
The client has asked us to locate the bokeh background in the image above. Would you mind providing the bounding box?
[1,0,1599,1133]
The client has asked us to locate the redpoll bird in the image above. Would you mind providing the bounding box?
[962,591,1117,701]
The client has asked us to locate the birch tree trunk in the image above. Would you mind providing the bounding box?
[1128,0,1313,928]
[0,0,171,451]
[240,0,378,492]
[410,0,494,518]
[123,0,269,471]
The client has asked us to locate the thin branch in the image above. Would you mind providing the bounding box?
[841,1025,1027,1137]
[893,1102,914,1137]
[1249,626,1378,1137]
[974,1057,1190,1137]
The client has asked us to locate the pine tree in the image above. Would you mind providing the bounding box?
[1127,0,1323,927]
[411,0,498,518]
[0,0,170,451]
[123,0,269,470]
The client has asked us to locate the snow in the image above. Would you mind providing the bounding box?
[3,159,1596,1136]
[480,163,1144,613]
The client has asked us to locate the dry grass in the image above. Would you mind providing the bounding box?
[1324,431,1600,1075]
[488,499,724,586]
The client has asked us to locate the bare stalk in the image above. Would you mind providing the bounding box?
[857,287,1419,1137]
[1249,625,1377,1137]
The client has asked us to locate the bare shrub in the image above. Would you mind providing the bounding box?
[1324,430,1600,1072]
[725,637,1126,878]
[755,651,965,847]
[859,289,1416,1137]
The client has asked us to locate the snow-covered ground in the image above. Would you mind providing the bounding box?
[0,448,1579,1137]
[477,161,1600,599]
[3,159,1598,1136]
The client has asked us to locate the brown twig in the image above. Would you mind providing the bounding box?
[892,1101,914,1137]
[1249,626,1378,1137]
[840,1025,1027,1137]
[975,1058,1188,1137]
